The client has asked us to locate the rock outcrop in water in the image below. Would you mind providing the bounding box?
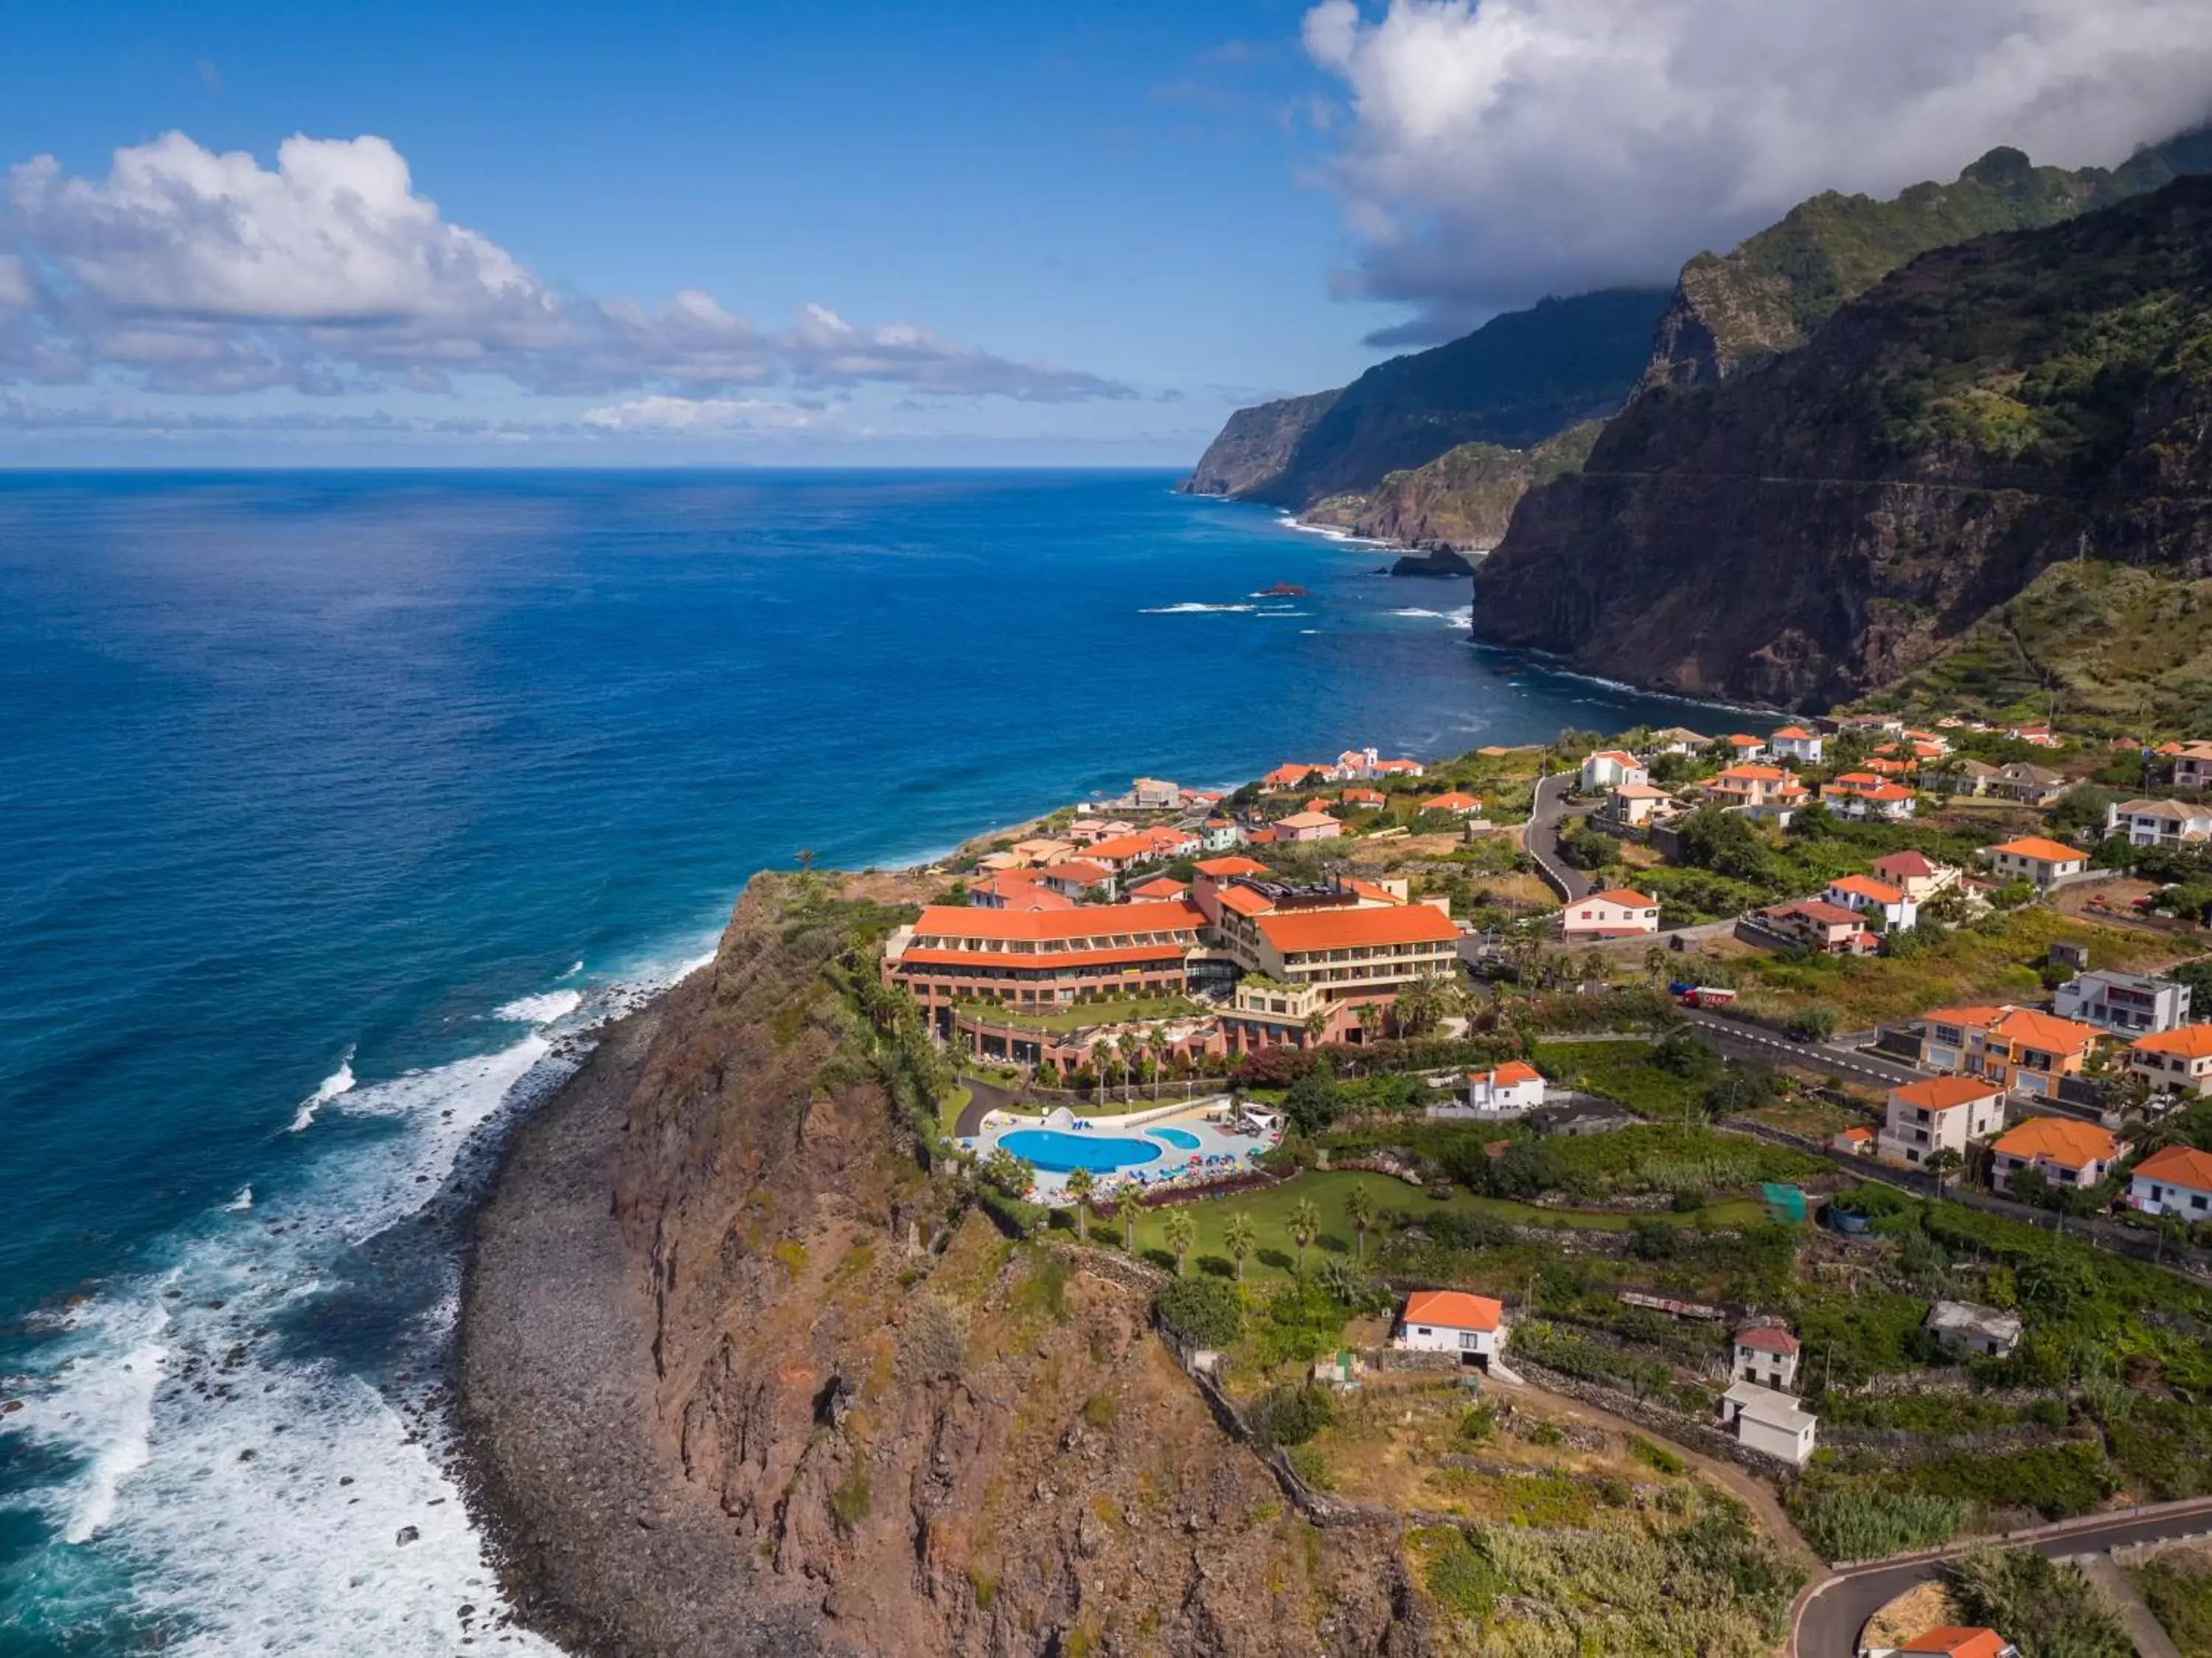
[1471,176,2212,710]
[462,875,1427,1658]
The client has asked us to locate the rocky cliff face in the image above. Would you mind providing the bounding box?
[1182,290,1666,508]
[1303,422,1604,552]
[466,875,1427,1658]
[1179,389,1342,498]
[1473,177,2212,710]
[1639,131,2212,394]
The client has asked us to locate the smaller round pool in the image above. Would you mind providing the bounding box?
[998,1128,1164,1174]
[1149,1128,1202,1150]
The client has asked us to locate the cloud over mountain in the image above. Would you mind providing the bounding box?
[0,132,1132,402]
[1303,0,2212,343]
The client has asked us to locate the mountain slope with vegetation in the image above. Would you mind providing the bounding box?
[1471,176,2212,710]
[1181,288,1668,509]
[1641,131,2212,392]
[1303,420,1603,552]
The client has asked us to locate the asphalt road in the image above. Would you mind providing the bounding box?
[1794,1502,2212,1656]
[1679,1008,1928,1088]
[1523,771,1592,903]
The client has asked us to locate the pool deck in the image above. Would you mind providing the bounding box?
[959,1097,1281,1204]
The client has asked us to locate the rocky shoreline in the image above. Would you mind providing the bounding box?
[454,968,839,1657]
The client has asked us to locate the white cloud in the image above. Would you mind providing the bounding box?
[1303,0,2212,339]
[580,395,824,433]
[0,131,1133,402]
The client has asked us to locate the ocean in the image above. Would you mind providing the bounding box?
[0,469,1734,1653]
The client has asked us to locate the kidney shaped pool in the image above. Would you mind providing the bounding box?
[996,1128,1164,1174]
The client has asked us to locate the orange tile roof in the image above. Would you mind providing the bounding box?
[1902,1629,2009,1658]
[1277,811,1341,830]
[1772,725,1817,740]
[1770,900,1863,927]
[1040,859,1113,884]
[1484,1060,1543,1086]
[1589,749,1640,765]
[1128,876,1187,899]
[1589,887,1658,908]
[1304,796,1333,813]
[1194,855,1271,878]
[1346,878,1406,905]
[1829,874,1906,903]
[1216,885,1276,918]
[1253,903,1458,952]
[1736,1325,1800,1356]
[1874,850,1937,878]
[1855,783,1916,802]
[1890,1075,2006,1111]
[2134,1025,2212,1059]
[1084,832,1161,861]
[908,900,1203,942]
[1992,1117,2117,1170]
[900,943,1186,971]
[1991,836,2085,864]
[2136,1145,2212,1191]
[1403,1289,1502,1332]
[1728,734,1764,746]
[1374,757,1423,772]
[1262,763,1323,787]
[1423,791,1483,811]
[1921,1004,2010,1028]
[1715,763,1787,781]
[1987,1006,2101,1055]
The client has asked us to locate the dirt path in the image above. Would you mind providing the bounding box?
[1481,1372,1818,1567]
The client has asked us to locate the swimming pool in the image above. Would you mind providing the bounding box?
[1150,1128,1202,1150]
[997,1128,1164,1174]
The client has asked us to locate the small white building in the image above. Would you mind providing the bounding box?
[2129,1145,2212,1221]
[1394,1289,1506,1368]
[1769,725,1826,764]
[1579,749,1648,792]
[1717,1381,1817,1466]
[1924,1300,2022,1358]
[1731,1325,1801,1392]
[1561,887,1660,939]
[1877,1075,2006,1167]
[1649,726,1711,755]
[1452,1060,1545,1116]
[1607,783,1675,827]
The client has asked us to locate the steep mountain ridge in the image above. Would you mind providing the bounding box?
[1471,176,2212,710]
[1180,288,1667,508]
[1303,420,1604,552]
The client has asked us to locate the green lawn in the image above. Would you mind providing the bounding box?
[959,993,1203,1034]
[1101,1170,1767,1280]
[936,1083,973,1139]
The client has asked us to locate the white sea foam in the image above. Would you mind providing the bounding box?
[223,1186,252,1213]
[287,1046,356,1132]
[1139,602,1256,614]
[491,989,582,1026]
[1385,606,1474,627]
[1273,513,1385,547]
[558,960,583,979]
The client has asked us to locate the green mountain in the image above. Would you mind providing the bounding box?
[1301,420,1604,552]
[1641,131,2212,392]
[1472,175,2212,710]
[1179,288,1669,509]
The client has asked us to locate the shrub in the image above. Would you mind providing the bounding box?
[1286,1443,1335,1491]
[1249,1384,1335,1448]
[827,1467,872,1532]
[1413,1527,1503,1622]
[899,1293,970,1381]
[1626,1436,1685,1476]
[1792,1485,1968,1563]
[1080,1392,1117,1430]
[1156,1276,1243,1348]
[1945,1547,2132,1658]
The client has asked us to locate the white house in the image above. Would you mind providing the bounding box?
[2129,1145,2212,1221]
[1579,749,1648,792]
[1731,1325,1801,1392]
[1561,887,1660,940]
[1870,850,1959,901]
[1607,783,1675,828]
[1924,1300,2022,1358]
[1877,1075,2006,1167]
[1717,1381,1817,1466]
[2107,797,2212,848]
[1450,1060,1545,1116]
[1649,726,1711,755]
[2129,1026,2212,1097]
[1394,1289,1506,1368]
[1984,836,2088,891]
[1769,724,1826,764]
[1824,873,1918,932]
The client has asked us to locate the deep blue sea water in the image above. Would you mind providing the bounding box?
[0,469,1737,1652]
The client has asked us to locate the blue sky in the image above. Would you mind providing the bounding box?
[2,0,2208,464]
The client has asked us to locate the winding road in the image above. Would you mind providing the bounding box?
[1523,771,1593,903]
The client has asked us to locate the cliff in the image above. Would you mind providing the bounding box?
[1303,421,1604,552]
[462,875,1427,1658]
[1182,289,1668,508]
[1640,130,2212,393]
[1471,176,2212,710]
[1180,389,1342,498]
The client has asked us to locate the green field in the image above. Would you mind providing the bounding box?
[1107,1170,1765,1280]
[957,993,1200,1034]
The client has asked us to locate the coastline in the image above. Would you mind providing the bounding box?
[454,960,833,1658]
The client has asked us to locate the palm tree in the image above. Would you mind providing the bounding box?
[1343,1184,1374,1263]
[1089,1038,1112,1099]
[1357,1002,1382,1045]
[1303,1009,1329,1049]
[1064,1166,1094,1241]
[1117,1032,1141,1104]
[1115,1184,1146,1252]
[796,849,817,872]
[1163,1209,1195,1277]
[1286,1196,1322,1277]
[1223,1211,1258,1282]
[1643,944,1668,986]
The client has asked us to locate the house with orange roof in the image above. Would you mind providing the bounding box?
[2129,1145,2212,1221]
[1759,900,1877,956]
[1339,786,1388,810]
[968,872,1077,912]
[1238,903,1459,1010]
[1009,836,1079,867]
[1066,816,1135,844]
[1579,749,1647,791]
[1990,1117,2118,1196]
[1441,1059,1546,1117]
[1394,1289,1507,1367]
[1985,835,2088,891]
[1703,763,1800,810]
[1200,815,1244,852]
[1421,790,1484,817]
[1862,753,1918,777]
[1768,724,1824,763]
[1193,853,1271,879]
[1604,782,1674,828]
[1885,1626,2018,1658]
[1731,1324,1801,1391]
[1725,733,1767,760]
[2171,740,2212,789]
[1879,1075,2008,1165]
[1373,757,1426,777]
[1037,859,1117,900]
[1871,849,1959,900]
[882,900,1207,1031]
[1331,746,1381,780]
[1562,888,1660,940]
[1126,875,1189,903]
[2129,1024,2212,1097]
[1275,809,1343,843]
[1832,1124,1876,1156]
[1822,776,1917,822]
[1914,1004,2102,1101]
[1260,762,1325,791]
[1824,873,1917,931]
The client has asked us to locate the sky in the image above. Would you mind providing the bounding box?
[2,0,2209,465]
